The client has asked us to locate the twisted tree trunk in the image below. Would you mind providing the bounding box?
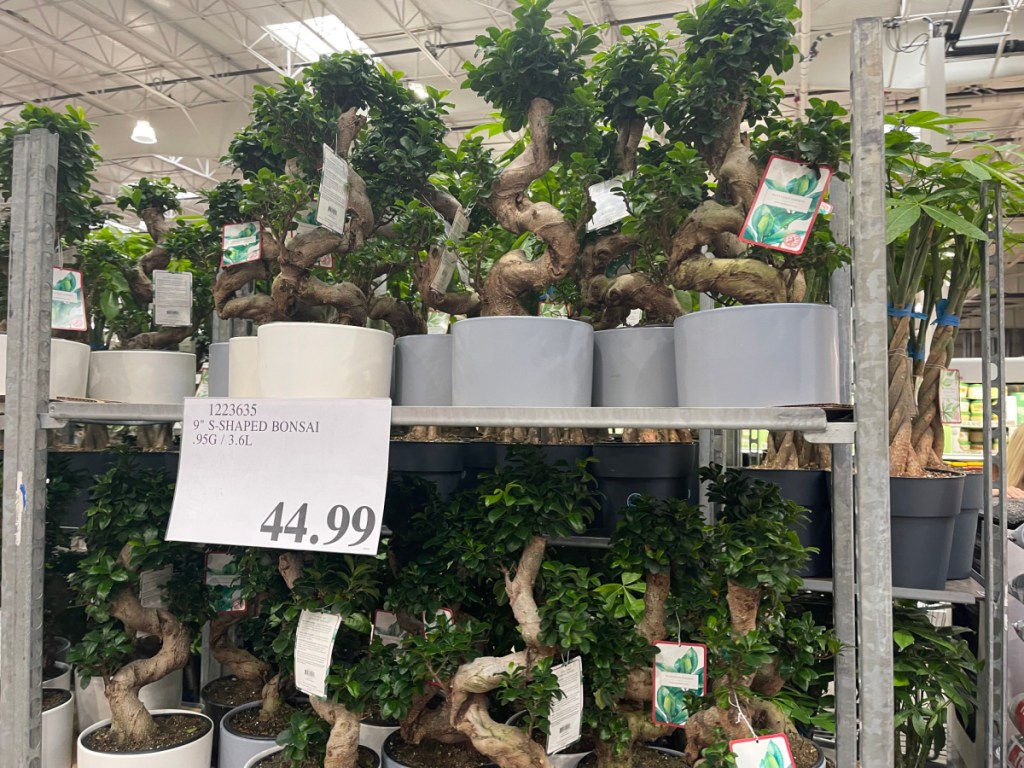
[889,316,923,477]
[309,697,361,768]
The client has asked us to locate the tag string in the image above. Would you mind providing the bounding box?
[676,613,682,644]
[730,691,758,742]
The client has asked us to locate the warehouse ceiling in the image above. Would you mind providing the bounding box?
[0,0,1022,217]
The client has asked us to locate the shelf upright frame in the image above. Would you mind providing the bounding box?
[828,179,858,768]
[980,180,1008,768]
[1,128,59,768]
[850,17,896,768]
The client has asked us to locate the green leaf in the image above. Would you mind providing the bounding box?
[893,629,915,651]
[885,202,921,244]
[920,204,988,241]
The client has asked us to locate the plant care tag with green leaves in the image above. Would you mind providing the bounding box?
[729,734,796,768]
[153,269,192,327]
[546,657,584,755]
[586,176,630,232]
[221,222,262,268]
[294,609,342,699]
[206,552,245,613]
[940,368,962,425]
[739,155,833,254]
[652,642,706,727]
[317,144,350,236]
[51,267,88,331]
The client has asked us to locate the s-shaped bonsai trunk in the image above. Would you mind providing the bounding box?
[104,545,192,744]
[209,612,280,719]
[450,535,554,768]
[480,98,580,317]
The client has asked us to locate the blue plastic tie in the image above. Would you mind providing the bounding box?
[932,298,961,327]
[888,305,928,320]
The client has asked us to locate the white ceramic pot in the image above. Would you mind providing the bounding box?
[42,688,74,768]
[87,351,197,405]
[243,746,282,768]
[673,303,840,407]
[360,720,400,759]
[0,335,91,399]
[76,709,213,767]
[218,701,278,768]
[257,323,393,399]
[451,317,594,407]
[75,668,183,733]
[43,661,72,691]
[506,712,588,767]
[228,337,260,397]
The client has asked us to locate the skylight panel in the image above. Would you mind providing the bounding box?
[266,15,374,62]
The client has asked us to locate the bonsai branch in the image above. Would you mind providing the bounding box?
[209,612,271,683]
[309,696,361,768]
[671,258,803,305]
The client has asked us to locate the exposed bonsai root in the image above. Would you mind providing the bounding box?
[726,582,760,637]
[210,613,271,683]
[456,694,552,768]
[123,327,192,350]
[761,432,831,470]
[401,695,466,746]
[683,697,796,765]
[669,201,747,266]
[259,673,283,721]
[671,258,801,305]
[310,697,361,768]
[638,571,670,644]
[368,295,427,337]
[82,424,109,450]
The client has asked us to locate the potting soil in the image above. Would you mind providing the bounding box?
[229,703,299,738]
[390,737,496,768]
[578,749,690,767]
[82,713,212,753]
[42,689,71,712]
[204,675,265,708]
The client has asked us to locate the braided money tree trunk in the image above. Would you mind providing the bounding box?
[69,456,207,745]
[212,53,464,334]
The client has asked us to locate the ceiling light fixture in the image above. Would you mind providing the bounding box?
[131,119,157,144]
[408,81,429,100]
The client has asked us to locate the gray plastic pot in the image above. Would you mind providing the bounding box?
[359,720,400,759]
[674,304,840,407]
[592,326,676,406]
[245,745,379,768]
[218,701,278,768]
[891,473,965,590]
[208,343,230,397]
[507,711,590,768]
[452,317,593,407]
[394,335,452,406]
[948,471,985,580]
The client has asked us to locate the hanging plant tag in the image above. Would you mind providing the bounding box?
[546,657,584,755]
[294,609,342,698]
[586,176,630,232]
[51,267,88,331]
[729,734,796,768]
[427,311,451,335]
[205,552,245,613]
[139,566,173,610]
[221,222,262,268]
[940,368,962,424]
[423,607,455,630]
[153,269,193,327]
[317,144,350,236]
[739,155,833,254]
[370,610,407,646]
[1008,736,1024,768]
[651,642,706,727]
[432,207,471,293]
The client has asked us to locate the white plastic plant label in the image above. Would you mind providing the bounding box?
[586,177,630,232]
[729,734,796,768]
[317,144,350,235]
[295,609,342,698]
[546,657,584,755]
[422,607,455,631]
[167,398,391,556]
[139,566,173,610]
[370,610,407,647]
[739,155,834,254]
[221,223,262,268]
[206,552,245,613]
[652,642,707,727]
[153,270,193,327]
[51,267,87,331]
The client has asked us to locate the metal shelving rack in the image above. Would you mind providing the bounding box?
[0,18,1008,768]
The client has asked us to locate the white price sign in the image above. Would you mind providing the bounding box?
[167,398,391,555]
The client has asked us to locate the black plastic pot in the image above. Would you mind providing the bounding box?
[459,442,498,490]
[494,443,592,469]
[389,442,464,500]
[589,443,699,536]
[741,468,833,578]
[891,473,965,590]
[201,675,260,760]
[948,471,985,580]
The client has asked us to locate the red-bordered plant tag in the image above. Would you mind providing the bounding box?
[205,551,246,614]
[651,642,707,727]
[221,222,262,268]
[370,610,406,647]
[739,155,833,255]
[51,267,88,331]
[729,734,796,768]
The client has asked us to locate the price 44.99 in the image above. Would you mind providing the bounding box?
[260,502,377,548]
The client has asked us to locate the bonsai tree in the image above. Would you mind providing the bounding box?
[379,448,601,768]
[211,52,469,333]
[68,453,207,745]
[883,114,1024,474]
[0,103,107,328]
